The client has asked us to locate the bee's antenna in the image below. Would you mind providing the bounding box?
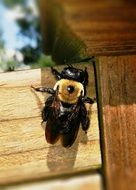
[67,64,73,68]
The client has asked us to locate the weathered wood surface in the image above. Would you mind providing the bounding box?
[0,64,101,185]
[53,0,136,56]
[97,55,136,190]
[4,174,102,190]
[48,1,136,189]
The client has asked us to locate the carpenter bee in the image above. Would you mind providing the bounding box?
[32,65,95,148]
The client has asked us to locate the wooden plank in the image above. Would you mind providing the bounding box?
[96,55,136,190]
[3,174,102,190]
[0,64,101,185]
[57,0,136,56]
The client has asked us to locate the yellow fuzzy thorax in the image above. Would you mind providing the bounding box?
[53,79,84,104]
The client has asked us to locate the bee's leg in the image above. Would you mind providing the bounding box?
[31,85,55,95]
[80,103,90,133]
[83,67,89,86]
[82,97,96,104]
[51,67,62,80]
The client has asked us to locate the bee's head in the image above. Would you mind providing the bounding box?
[60,65,88,87]
[52,65,89,104]
[54,79,84,104]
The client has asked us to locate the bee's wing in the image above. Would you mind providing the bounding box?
[45,117,60,145]
[45,93,61,145]
[61,109,81,148]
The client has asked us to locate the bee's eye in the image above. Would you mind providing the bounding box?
[67,85,75,93]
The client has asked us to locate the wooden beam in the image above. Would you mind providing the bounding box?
[57,0,136,56]
[49,1,136,189]
[0,64,101,185]
[3,174,102,190]
[96,55,136,190]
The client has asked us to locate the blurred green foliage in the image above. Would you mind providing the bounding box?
[3,0,26,8]
[0,0,53,70]
[0,60,16,71]
[31,54,55,69]
[0,30,4,49]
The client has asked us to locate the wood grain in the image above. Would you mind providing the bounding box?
[54,0,136,56]
[97,55,136,190]
[4,174,102,190]
[0,64,101,185]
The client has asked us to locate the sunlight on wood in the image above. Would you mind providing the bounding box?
[0,64,101,185]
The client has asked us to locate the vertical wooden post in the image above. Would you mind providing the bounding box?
[96,56,136,190]
[39,0,61,54]
[38,0,87,64]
